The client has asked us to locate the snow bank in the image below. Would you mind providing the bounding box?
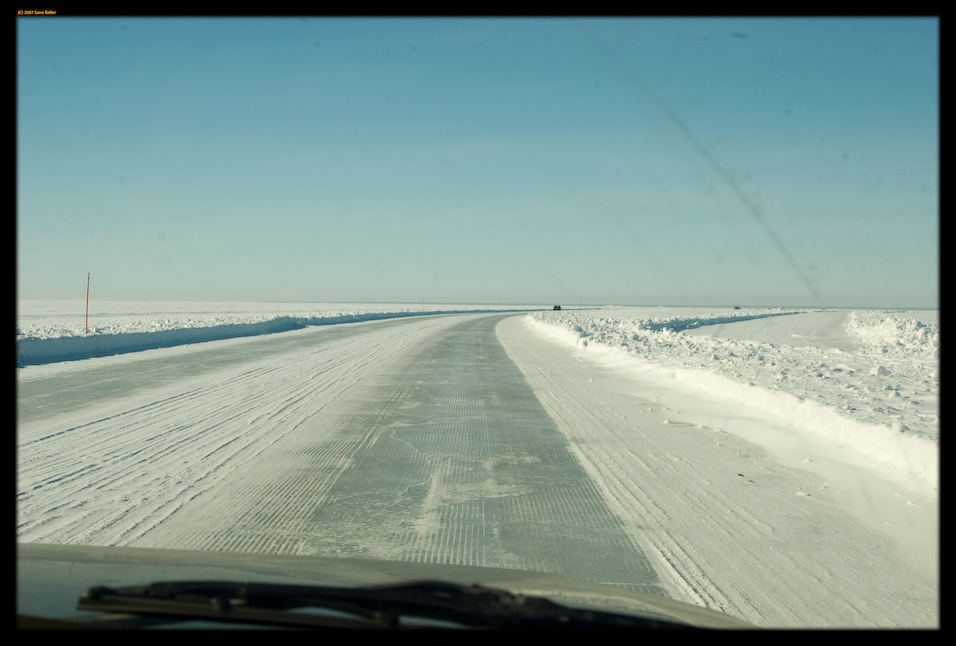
[16,302,532,367]
[526,308,939,489]
[847,310,940,358]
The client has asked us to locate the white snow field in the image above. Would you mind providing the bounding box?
[17,302,938,628]
[16,300,530,367]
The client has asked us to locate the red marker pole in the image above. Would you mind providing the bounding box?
[85,272,90,335]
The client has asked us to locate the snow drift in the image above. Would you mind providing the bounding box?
[16,303,532,367]
[525,307,938,491]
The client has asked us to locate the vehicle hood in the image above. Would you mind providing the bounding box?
[18,542,755,629]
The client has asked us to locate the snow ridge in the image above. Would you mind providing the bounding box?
[16,306,526,367]
[526,308,938,491]
[847,310,939,358]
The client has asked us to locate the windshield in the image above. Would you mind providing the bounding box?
[17,17,938,628]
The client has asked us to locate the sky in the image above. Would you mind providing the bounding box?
[17,17,938,308]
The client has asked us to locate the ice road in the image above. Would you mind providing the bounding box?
[17,311,937,627]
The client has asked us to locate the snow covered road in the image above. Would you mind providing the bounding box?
[18,314,465,547]
[18,313,668,594]
[17,308,938,627]
[681,309,862,351]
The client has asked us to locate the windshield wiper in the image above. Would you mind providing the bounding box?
[76,579,700,629]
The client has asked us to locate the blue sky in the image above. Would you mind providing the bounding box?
[17,17,938,308]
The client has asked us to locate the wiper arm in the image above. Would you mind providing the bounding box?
[77,579,700,629]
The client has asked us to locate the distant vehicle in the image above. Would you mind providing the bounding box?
[733,306,741,310]
[553,305,562,311]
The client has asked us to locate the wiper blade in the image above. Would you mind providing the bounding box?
[77,579,700,629]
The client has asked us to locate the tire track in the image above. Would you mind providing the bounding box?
[17,316,459,548]
[497,315,938,627]
[18,312,672,599]
[196,314,669,596]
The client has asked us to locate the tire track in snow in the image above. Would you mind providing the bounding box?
[497,315,829,623]
[247,314,668,595]
[497,314,938,627]
[17,315,458,549]
[110,313,668,596]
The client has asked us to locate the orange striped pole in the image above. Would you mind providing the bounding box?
[85,273,90,334]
